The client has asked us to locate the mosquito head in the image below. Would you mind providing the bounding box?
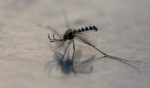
[63,29,76,40]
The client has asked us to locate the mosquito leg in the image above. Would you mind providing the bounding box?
[48,33,53,40]
[48,33,65,42]
[72,40,76,73]
[104,55,141,72]
[87,43,140,72]
[72,40,75,61]
[90,44,107,56]
[53,33,59,40]
[48,33,56,41]
[53,33,56,40]
[48,33,58,41]
[67,43,70,59]
[77,37,140,72]
[61,41,72,60]
[78,38,108,56]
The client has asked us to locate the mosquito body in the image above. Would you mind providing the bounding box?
[48,26,98,42]
[48,25,101,62]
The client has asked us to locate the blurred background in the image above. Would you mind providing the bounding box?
[0,0,150,88]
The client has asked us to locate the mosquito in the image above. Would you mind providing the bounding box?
[47,9,141,72]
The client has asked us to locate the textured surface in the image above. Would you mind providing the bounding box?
[0,0,150,88]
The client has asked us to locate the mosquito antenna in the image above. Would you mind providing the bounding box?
[62,8,70,30]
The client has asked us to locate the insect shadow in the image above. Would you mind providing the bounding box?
[45,49,100,75]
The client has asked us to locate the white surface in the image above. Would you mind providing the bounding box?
[0,0,150,88]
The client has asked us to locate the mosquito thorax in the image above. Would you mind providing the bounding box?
[63,29,76,40]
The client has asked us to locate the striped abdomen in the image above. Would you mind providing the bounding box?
[75,26,98,33]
